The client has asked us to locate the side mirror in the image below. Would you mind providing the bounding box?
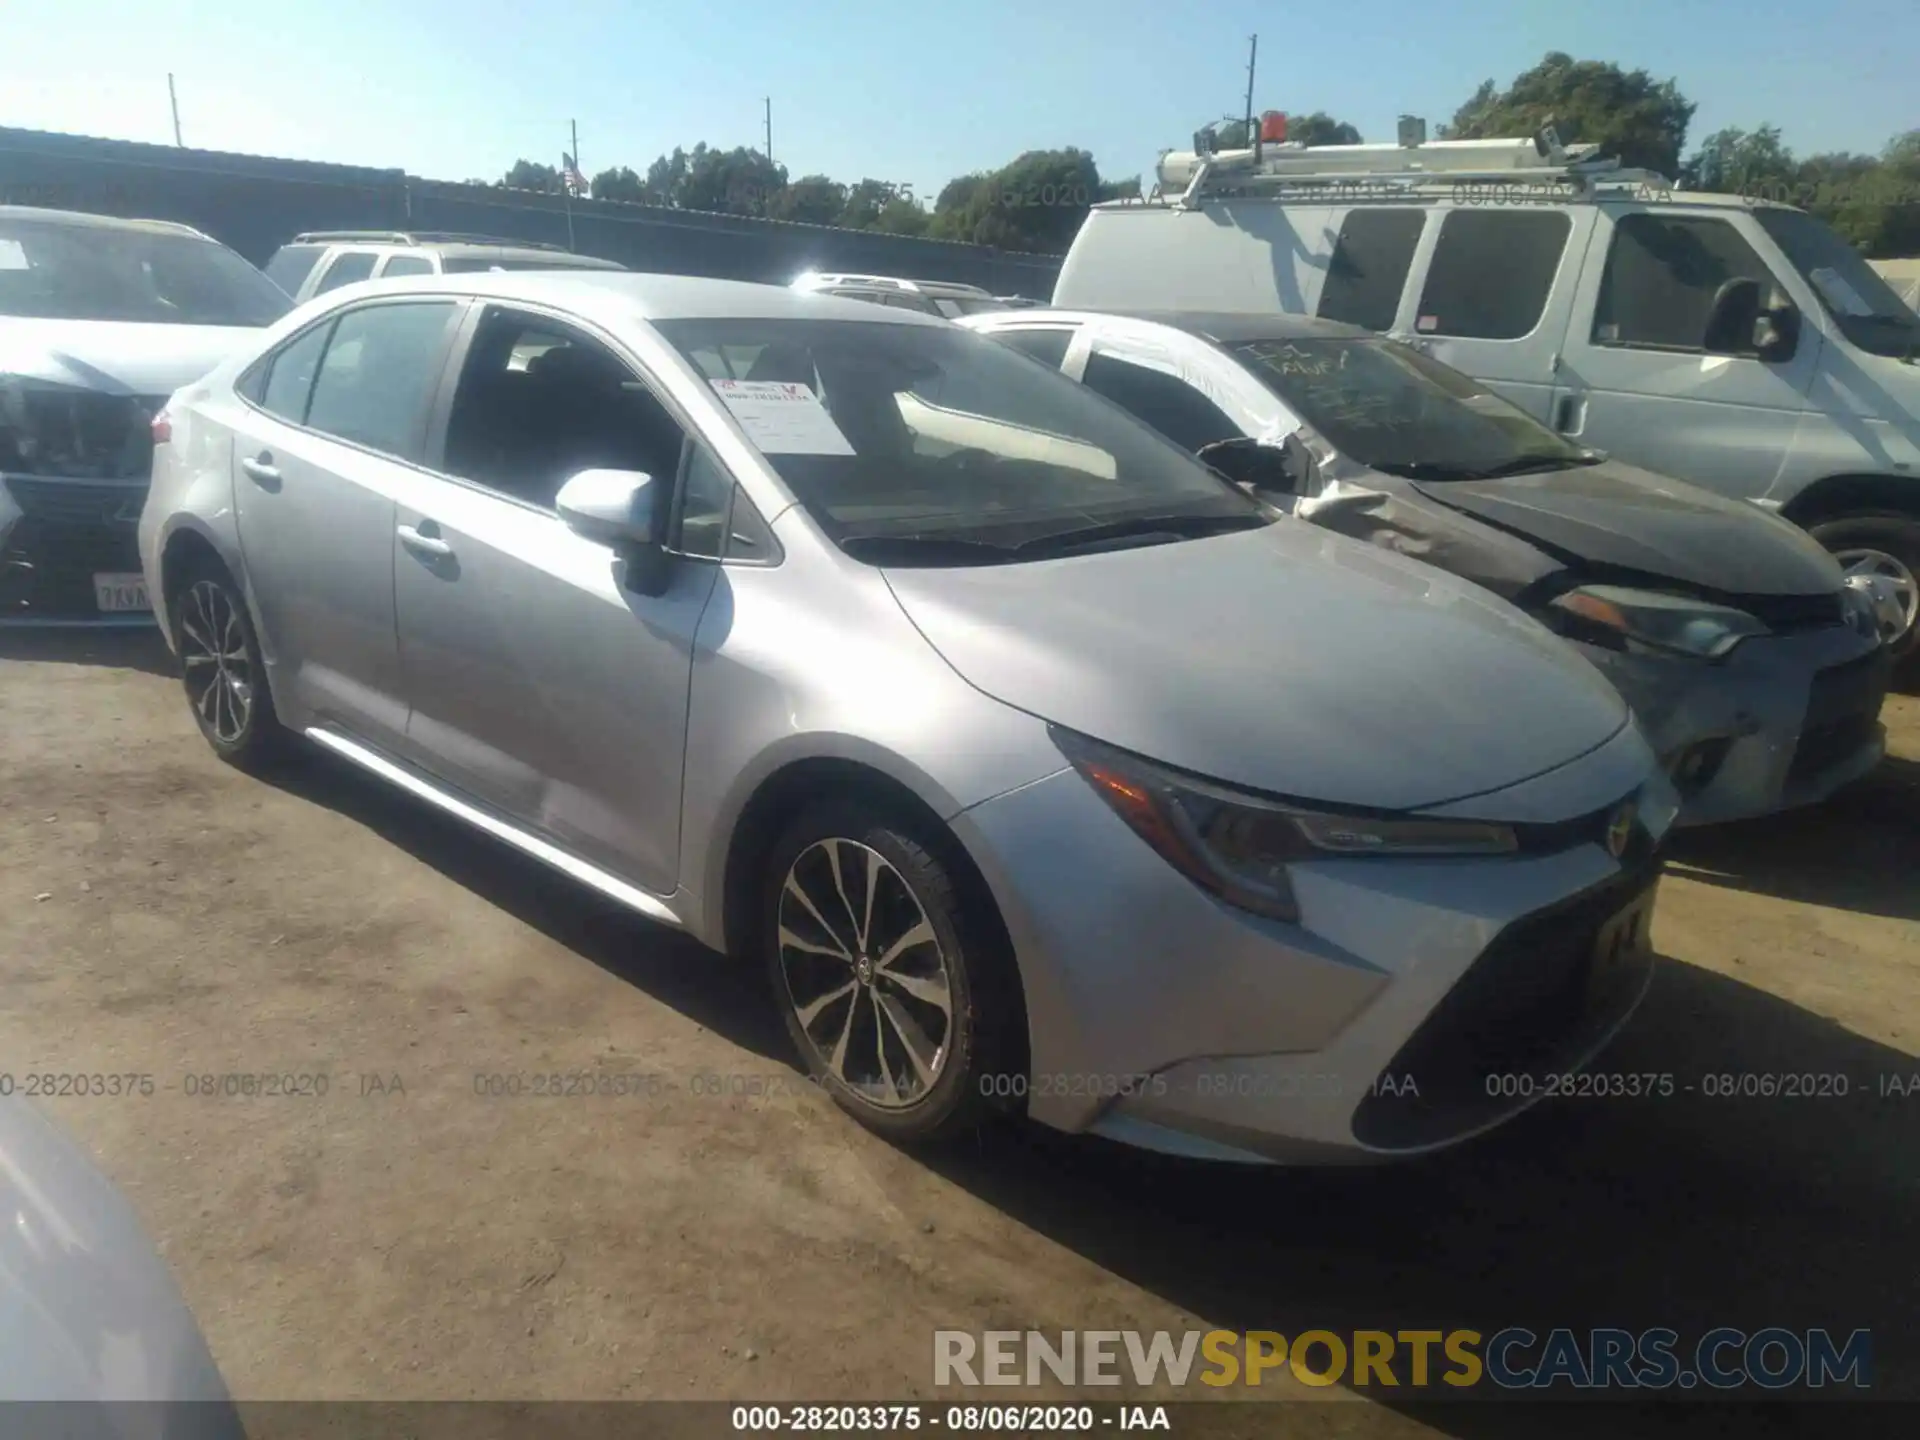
[556,469,671,596]
[1702,278,1762,354]
[1753,298,1801,363]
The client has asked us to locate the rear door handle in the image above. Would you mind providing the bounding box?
[1554,394,1587,434]
[240,453,280,484]
[397,523,454,559]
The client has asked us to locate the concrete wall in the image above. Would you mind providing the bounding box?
[0,126,1063,296]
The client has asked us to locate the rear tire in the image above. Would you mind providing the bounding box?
[172,566,286,771]
[761,797,1019,1145]
[1809,513,1920,661]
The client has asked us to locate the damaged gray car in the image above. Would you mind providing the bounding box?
[963,309,1893,826]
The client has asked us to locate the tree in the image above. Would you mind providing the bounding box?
[928,149,1106,253]
[837,179,905,230]
[590,165,650,204]
[1441,52,1696,175]
[769,174,848,226]
[680,145,788,217]
[869,197,930,237]
[1290,112,1363,147]
[499,159,563,193]
[1680,125,1795,196]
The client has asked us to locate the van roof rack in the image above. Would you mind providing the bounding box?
[1148,133,1675,210]
[289,230,573,251]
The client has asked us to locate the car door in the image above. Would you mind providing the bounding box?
[387,302,729,896]
[1398,206,1598,424]
[1549,206,1818,499]
[229,298,466,753]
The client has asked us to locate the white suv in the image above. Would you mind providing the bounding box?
[790,272,1007,319]
[264,231,625,304]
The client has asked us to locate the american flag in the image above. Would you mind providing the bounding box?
[561,153,588,198]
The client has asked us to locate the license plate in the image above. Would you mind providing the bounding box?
[92,572,151,613]
[1585,884,1657,1007]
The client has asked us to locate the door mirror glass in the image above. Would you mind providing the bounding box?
[556,469,659,546]
[1753,298,1801,362]
[1702,277,1762,353]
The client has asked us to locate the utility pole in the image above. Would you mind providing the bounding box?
[168,74,183,147]
[1243,35,1258,158]
[764,98,773,165]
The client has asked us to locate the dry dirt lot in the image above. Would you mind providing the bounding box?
[0,629,1914,1438]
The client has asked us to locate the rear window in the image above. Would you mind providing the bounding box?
[264,244,325,297]
[0,216,293,326]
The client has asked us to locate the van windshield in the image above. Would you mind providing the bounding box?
[1228,336,1594,482]
[1754,209,1920,359]
[0,215,293,326]
[655,316,1265,563]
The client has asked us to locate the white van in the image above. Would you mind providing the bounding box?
[1055,132,1920,651]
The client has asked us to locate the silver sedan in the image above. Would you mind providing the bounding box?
[140,272,1677,1162]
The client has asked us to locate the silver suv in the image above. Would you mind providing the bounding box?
[790,271,1008,319]
[264,230,626,304]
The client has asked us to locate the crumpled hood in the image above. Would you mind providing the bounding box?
[1411,459,1845,599]
[0,318,257,397]
[884,521,1630,811]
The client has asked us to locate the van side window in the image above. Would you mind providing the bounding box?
[1416,211,1571,340]
[1593,214,1776,353]
[1317,209,1424,332]
[1081,352,1242,452]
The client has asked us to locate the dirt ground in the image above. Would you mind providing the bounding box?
[0,628,1914,1437]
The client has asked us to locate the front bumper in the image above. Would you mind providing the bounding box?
[1,474,156,627]
[1579,627,1891,827]
[952,722,1671,1163]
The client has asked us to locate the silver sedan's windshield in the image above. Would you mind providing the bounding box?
[654,317,1264,561]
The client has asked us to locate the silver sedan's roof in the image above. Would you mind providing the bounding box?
[343,270,951,325]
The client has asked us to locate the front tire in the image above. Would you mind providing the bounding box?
[761,798,1016,1144]
[1810,513,1920,660]
[173,568,285,770]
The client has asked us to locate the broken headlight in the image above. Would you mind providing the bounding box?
[0,376,155,480]
[1548,585,1769,661]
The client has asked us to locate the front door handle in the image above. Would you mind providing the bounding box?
[397,523,454,559]
[240,453,280,484]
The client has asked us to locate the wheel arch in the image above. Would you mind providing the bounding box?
[1779,472,1920,527]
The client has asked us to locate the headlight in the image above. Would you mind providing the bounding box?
[1548,585,1768,660]
[1051,727,1517,923]
[0,375,153,480]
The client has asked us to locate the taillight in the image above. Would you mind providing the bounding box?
[151,410,173,445]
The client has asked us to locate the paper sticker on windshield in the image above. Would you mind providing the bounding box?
[1810,266,1873,318]
[709,379,855,455]
[0,239,28,271]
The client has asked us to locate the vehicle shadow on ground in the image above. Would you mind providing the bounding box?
[920,951,1917,1432]
[257,745,795,1059]
[1664,756,1920,923]
[0,627,175,677]
[256,742,1913,1434]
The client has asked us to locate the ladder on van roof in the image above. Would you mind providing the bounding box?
[1147,132,1676,211]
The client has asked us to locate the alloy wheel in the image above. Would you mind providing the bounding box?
[178,579,255,745]
[1833,547,1918,643]
[776,838,954,1108]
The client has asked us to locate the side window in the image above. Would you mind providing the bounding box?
[1593,213,1777,353]
[1416,210,1571,340]
[304,302,459,459]
[440,307,690,511]
[1316,209,1424,332]
[380,254,435,278]
[312,250,378,294]
[1080,351,1242,453]
[992,327,1074,369]
[254,321,333,422]
[674,446,733,559]
[263,244,325,298]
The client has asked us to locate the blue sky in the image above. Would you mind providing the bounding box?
[2,0,1914,201]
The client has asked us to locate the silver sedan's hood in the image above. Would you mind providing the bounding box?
[884,521,1630,811]
[0,318,257,396]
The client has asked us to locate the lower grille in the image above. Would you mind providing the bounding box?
[0,515,145,620]
[1788,650,1891,786]
[1352,860,1660,1149]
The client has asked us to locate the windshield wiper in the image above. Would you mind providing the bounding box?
[837,534,1015,566]
[1007,511,1270,559]
[1377,454,1590,482]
